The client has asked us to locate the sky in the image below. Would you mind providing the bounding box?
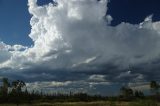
[0,0,160,95]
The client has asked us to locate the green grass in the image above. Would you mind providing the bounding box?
[32,102,110,106]
[0,101,159,106]
[0,102,125,106]
[129,100,158,106]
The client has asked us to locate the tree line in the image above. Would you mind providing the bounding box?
[0,77,160,105]
[117,80,160,101]
[0,78,108,105]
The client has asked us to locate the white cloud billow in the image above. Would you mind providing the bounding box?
[26,0,160,70]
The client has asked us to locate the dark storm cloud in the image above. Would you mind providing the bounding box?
[2,59,160,84]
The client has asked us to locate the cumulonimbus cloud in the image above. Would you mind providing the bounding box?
[27,0,160,70]
[0,0,160,94]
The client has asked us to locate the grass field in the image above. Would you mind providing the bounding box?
[0,101,159,106]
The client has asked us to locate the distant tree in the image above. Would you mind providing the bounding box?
[139,91,144,98]
[1,78,10,97]
[134,90,144,98]
[127,88,134,97]
[150,81,159,95]
[11,80,26,106]
[0,77,10,103]
[120,86,126,96]
[120,86,133,99]
[11,80,26,93]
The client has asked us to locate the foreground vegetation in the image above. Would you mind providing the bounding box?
[0,100,159,106]
[0,78,160,106]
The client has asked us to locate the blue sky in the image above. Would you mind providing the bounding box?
[0,0,31,45]
[0,0,160,95]
[107,0,160,25]
[0,0,53,46]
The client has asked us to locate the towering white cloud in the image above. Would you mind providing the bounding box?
[26,0,160,70]
[26,0,110,69]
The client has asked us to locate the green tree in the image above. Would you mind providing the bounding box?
[150,81,159,95]
[120,86,133,99]
[1,78,10,97]
[12,80,26,93]
[11,80,26,106]
[134,90,144,98]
